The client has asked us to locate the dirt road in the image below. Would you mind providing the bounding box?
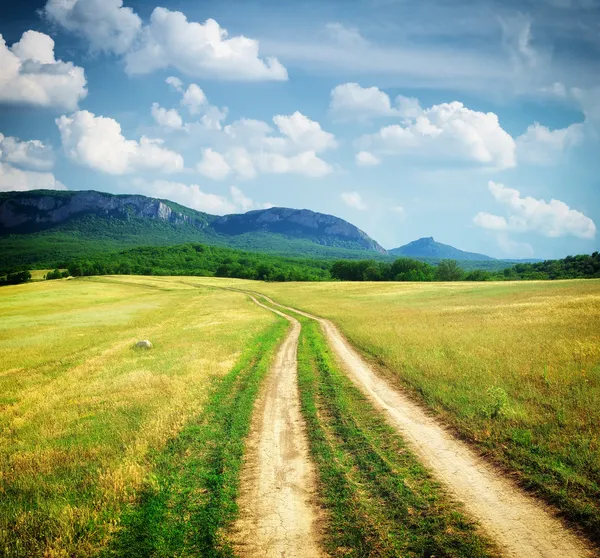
[231,297,323,558]
[258,294,593,558]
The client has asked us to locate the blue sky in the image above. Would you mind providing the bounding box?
[0,0,598,258]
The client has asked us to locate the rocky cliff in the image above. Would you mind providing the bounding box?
[0,190,211,232]
[214,207,387,253]
[0,190,386,255]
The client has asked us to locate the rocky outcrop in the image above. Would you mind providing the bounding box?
[214,207,387,253]
[0,190,209,232]
[0,190,387,254]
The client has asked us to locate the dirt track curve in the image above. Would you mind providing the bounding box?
[255,293,594,558]
[231,296,323,558]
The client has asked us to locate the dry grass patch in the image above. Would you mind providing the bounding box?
[195,278,600,541]
[0,276,276,557]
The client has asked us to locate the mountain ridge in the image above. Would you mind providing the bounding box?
[0,190,387,269]
[390,236,495,261]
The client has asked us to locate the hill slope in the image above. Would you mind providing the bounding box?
[390,237,494,261]
[0,190,387,270]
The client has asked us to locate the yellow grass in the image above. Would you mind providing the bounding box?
[0,276,276,557]
[191,277,600,538]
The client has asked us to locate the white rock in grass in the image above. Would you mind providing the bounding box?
[136,340,153,349]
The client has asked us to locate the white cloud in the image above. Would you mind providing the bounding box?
[474,181,596,239]
[197,148,231,180]
[44,0,142,55]
[130,179,268,215]
[151,103,183,130]
[125,8,287,81]
[192,111,336,180]
[159,79,228,132]
[230,185,272,212]
[165,76,184,92]
[341,191,367,210]
[516,122,584,165]
[252,150,333,178]
[330,83,398,120]
[358,100,516,169]
[329,83,424,122]
[272,111,337,152]
[391,206,406,217]
[56,110,184,175]
[0,133,62,192]
[500,14,540,73]
[0,31,87,111]
[0,162,65,192]
[473,212,508,231]
[355,151,380,167]
[181,84,207,115]
[0,134,54,171]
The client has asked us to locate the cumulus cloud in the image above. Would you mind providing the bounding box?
[158,79,228,132]
[181,84,207,115]
[194,112,336,179]
[473,181,596,239]
[330,83,398,120]
[341,191,367,210]
[355,151,380,166]
[329,82,424,122]
[0,31,87,110]
[0,162,65,192]
[197,148,231,180]
[130,179,269,214]
[151,103,183,130]
[165,76,184,92]
[272,111,337,152]
[0,134,54,171]
[516,122,583,164]
[124,8,287,80]
[56,110,184,175]
[357,100,516,169]
[0,133,63,192]
[44,0,142,55]
[252,150,333,177]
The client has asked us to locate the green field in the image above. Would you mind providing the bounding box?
[0,277,282,557]
[236,278,600,541]
[1,276,599,555]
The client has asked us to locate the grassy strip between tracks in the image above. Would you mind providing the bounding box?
[295,313,498,557]
[104,317,288,558]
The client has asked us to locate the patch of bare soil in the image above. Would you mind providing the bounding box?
[230,297,324,557]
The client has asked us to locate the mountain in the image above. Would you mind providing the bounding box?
[0,190,386,270]
[389,237,495,261]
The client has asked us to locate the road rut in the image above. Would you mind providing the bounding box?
[257,294,594,558]
[231,297,323,558]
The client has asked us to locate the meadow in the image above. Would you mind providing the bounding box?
[2,275,599,555]
[197,278,600,541]
[0,276,281,557]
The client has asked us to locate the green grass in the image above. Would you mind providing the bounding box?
[293,312,496,557]
[0,276,279,557]
[201,278,600,543]
[104,318,288,557]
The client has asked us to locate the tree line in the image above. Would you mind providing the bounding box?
[330,252,600,282]
[2,245,599,286]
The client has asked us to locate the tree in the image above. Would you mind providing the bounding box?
[435,260,464,281]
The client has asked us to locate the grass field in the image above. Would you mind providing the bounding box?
[292,309,496,557]
[0,276,282,557]
[193,278,600,541]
